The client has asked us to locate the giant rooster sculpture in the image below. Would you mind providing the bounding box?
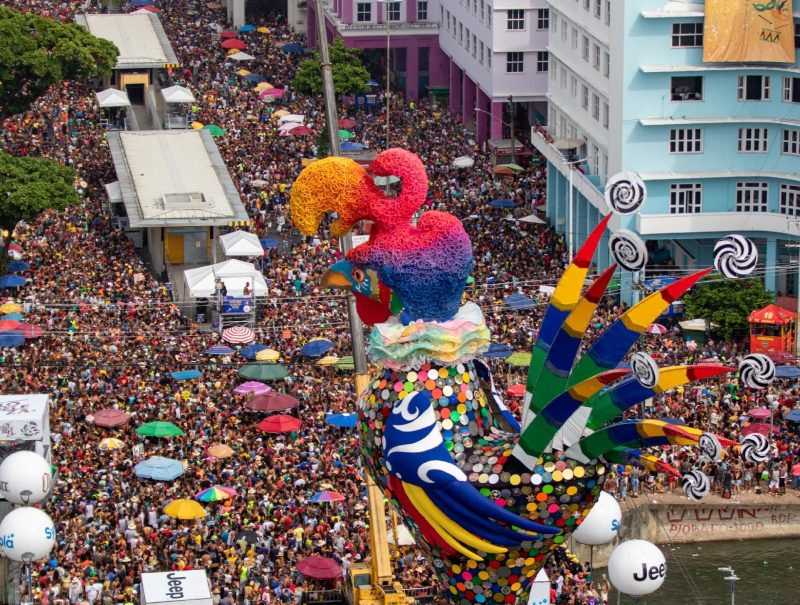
[290,149,773,604]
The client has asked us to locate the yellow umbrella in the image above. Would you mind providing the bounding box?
[227,48,240,56]
[317,355,339,366]
[257,27,269,33]
[164,499,207,520]
[207,443,234,459]
[272,109,290,118]
[0,303,20,314]
[98,437,125,451]
[237,69,251,76]
[191,121,204,130]
[256,348,280,362]
[254,82,273,92]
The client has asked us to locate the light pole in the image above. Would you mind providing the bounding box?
[508,95,515,165]
[474,104,515,163]
[718,566,739,605]
[376,0,401,150]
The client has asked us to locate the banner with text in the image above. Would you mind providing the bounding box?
[704,0,794,63]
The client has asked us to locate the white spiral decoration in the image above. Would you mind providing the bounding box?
[604,172,647,215]
[740,433,771,463]
[609,230,648,272]
[713,234,758,279]
[738,354,775,389]
[699,433,722,462]
[631,352,659,389]
[681,470,710,501]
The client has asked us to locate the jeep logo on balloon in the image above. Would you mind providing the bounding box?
[608,540,667,597]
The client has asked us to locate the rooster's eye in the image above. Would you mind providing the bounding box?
[351,268,365,283]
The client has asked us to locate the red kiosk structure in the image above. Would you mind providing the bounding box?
[749,303,795,358]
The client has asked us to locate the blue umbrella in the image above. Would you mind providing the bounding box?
[489,198,517,209]
[0,331,24,347]
[134,457,185,481]
[243,73,265,83]
[130,0,152,6]
[341,142,365,151]
[503,293,536,311]
[481,343,513,359]
[643,276,678,290]
[260,236,282,249]
[776,365,800,379]
[241,343,268,359]
[7,260,29,272]
[204,344,234,355]
[300,339,334,357]
[238,24,256,32]
[171,369,202,380]
[281,43,304,54]
[786,409,800,423]
[366,79,379,87]
[1,313,23,321]
[0,275,25,288]
[326,413,358,428]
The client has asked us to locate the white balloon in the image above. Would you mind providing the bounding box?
[608,540,666,597]
[0,507,56,563]
[573,491,621,546]
[0,451,52,505]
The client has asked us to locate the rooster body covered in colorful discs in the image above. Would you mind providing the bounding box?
[290,149,766,605]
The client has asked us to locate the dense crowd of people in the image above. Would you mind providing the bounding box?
[2,2,800,605]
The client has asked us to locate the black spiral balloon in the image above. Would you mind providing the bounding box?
[631,352,659,389]
[604,172,647,215]
[609,230,648,272]
[681,470,710,501]
[714,234,758,279]
[738,353,775,389]
[740,433,771,463]
[699,433,722,461]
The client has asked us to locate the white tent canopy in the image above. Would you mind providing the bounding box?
[184,259,267,297]
[229,52,255,61]
[219,231,263,257]
[278,113,305,124]
[278,121,303,132]
[162,85,197,104]
[96,88,131,108]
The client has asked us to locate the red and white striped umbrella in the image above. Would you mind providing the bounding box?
[222,326,255,344]
[645,323,667,335]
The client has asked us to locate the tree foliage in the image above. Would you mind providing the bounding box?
[293,38,370,95]
[0,6,119,116]
[0,151,81,233]
[682,278,774,341]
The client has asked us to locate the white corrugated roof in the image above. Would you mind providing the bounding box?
[82,14,177,67]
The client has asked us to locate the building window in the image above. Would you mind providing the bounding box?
[592,93,600,119]
[466,28,470,50]
[672,22,703,47]
[356,2,371,21]
[479,40,484,64]
[738,75,771,100]
[603,51,609,77]
[602,102,609,128]
[605,0,610,25]
[459,22,463,43]
[670,183,703,214]
[417,0,428,20]
[784,77,800,103]
[487,51,491,68]
[537,51,549,73]
[783,129,800,155]
[582,35,589,60]
[385,1,401,21]
[669,128,703,153]
[507,9,524,30]
[472,33,477,57]
[594,0,602,18]
[537,8,549,29]
[738,127,768,152]
[780,184,800,215]
[581,84,589,109]
[487,5,491,26]
[506,51,523,73]
[670,76,703,101]
[736,182,769,212]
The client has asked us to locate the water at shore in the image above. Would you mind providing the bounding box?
[606,538,800,604]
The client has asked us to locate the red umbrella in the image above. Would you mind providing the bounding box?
[256,414,301,433]
[245,392,299,412]
[139,5,160,11]
[748,407,772,420]
[221,39,247,50]
[18,324,43,338]
[7,243,22,252]
[93,408,132,428]
[741,422,780,436]
[220,30,238,38]
[296,556,342,580]
[507,384,525,397]
[645,323,667,335]
[337,118,356,128]
[288,125,314,136]
[0,319,21,331]
[259,88,285,98]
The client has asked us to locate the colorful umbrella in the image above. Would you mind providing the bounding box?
[245,392,298,412]
[296,556,341,580]
[325,413,358,428]
[338,129,355,139]
[222,326,255,344]
[281,43,303,54]
[482,343,513,359]
[0,275,26,288]
[239,24,256,32]
[317,355,339,366]
[0,332,25,347]
[309,490,345,503]
[748,407,772,420]
[204,344,235,355]
[195,485,237,502]
[334,355,354,370]
[18,324,43,339]
[2,313,23,321]
[287,125,314,136]
[233,381,272,395]
[98,437,125,451]
[93,408,131,428]
[256,414,301,433]
[0,319,21,331]
[171,369,202,380]
[255,348,280,362]
[645,323,668,335]
[219,30,238,38]
[238,363,288,381]
[506,351,532,367]
[221,38,246,50]
[741,422,780,436]
[7,261,29,272]
[272,109,290,118]
[257,26,269,33]
[136,421,184,438]
[206,444,234,459]
[191,121,205,129]
[259,88,284,98]
[237,69,251,76]
[299,339,334,357]
[134,457,184,481]
[164,499,207,520]
[240,343,268,359]
[507,384,526,397]
[337,118,356,128]
[0,303,20,314]
[203,124,226,137]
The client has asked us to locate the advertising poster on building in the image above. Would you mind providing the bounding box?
[704,0,794,63]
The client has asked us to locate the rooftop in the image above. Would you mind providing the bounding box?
[75,13,178,69]
[107,130,249,228]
